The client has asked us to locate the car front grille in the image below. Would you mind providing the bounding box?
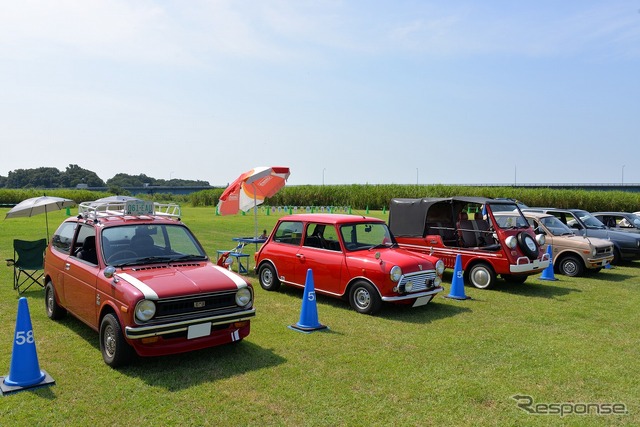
[152,291,240,322]
[596,246,613,257]
[399,270,437,292]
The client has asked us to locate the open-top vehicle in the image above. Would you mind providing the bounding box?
[388,197,549,289]
[43,198,255,367]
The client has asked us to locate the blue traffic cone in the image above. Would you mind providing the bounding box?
[539,245,557,281]
[1,297,55,395]
[446,254,470,300]
[289,269,328,333]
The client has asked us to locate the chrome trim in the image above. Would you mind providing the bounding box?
[125,308,256,339]
[382,286,444,302]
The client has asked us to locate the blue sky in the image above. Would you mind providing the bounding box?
[1,1,638,186]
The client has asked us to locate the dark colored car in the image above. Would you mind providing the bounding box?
[592,212,640,235]
[523,208,640,264]
[254,213,445,315]
[44,199,255,367]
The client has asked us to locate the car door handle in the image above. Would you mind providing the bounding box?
[65,263,71,271]
[296,254,304,259]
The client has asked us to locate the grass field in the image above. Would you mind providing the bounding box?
[0,206,638,426]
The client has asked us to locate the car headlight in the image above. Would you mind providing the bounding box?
[536,234,545,246]
[505,236,517,249]
[235,287,252,307]
[435,259,445,276]
[390,265,402,282]
[434,276,442,288]
[135,300,156,322]
[591,247,597,257]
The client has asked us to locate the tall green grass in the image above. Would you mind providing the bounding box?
[3,186,640,212]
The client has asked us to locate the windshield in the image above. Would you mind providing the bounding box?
[540,216,574,236]
[575,210,606,230]
[339,222,395,251]
[101,224,207,266]
[493,213,529,230]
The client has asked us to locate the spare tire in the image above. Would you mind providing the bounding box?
[517,232,539,260]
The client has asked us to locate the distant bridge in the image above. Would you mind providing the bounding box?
[461,183,640,192]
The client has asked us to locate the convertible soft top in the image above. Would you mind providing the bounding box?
[388,196,513,237]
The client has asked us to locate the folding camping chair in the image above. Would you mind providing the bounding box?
[6,238,47,294]
[216,242,250,274]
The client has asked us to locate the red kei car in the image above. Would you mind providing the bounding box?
[388,197,550,289]
[254,214,445,315]
[43,199,255,367]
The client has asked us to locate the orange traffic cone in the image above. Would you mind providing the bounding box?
[1,297,55,395]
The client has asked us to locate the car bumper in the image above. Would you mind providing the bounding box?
[509,254,550,274]
[586,256,614,269]
[381,286,444,303]
[125,308,256,340]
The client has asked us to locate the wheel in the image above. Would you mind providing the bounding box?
[106,250,137,264]
[612,247,622,265]
[45,282,67,320]
[558,255,584,277]
[348,281,382,315]
[517,232,539,260]
[466,263,496,289]
[99,313,134,368]
[258,263,281,291]
[502,274,527,284]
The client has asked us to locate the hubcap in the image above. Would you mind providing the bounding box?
[104,325,116,358]
[354,288,371,309]
[471,268,490,288]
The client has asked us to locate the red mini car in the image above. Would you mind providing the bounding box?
[254,214,445,315]
[43,199,255,367]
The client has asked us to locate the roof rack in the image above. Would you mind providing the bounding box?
[78,199,181,220]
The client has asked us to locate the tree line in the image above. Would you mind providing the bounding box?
[0,164,211,190]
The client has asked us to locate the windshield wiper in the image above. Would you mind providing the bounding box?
[171,254,208,262]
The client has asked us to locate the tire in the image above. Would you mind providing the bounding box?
[558,255,584,277]
[466,263,496,289]
[258,263,281,291]
[612,247,622,265]
[348,281,382,315]
[517,232,539,260]
[502,274,527,284]
[99,313,134,368]
[45,282,67,320]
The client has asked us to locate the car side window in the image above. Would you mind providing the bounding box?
[51,222,77,255]
[73,225,98,265]
[274,221,303,246]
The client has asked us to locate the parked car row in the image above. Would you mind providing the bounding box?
[41,196,639,368]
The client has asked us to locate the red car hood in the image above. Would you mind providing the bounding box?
[116,262,247,299]
[352,248,438,271]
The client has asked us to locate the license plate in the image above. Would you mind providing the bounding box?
[187,323,211,339]
[412,296,434,307]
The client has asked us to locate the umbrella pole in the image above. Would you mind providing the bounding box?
[253,184,258,238]
[45,205,49,242]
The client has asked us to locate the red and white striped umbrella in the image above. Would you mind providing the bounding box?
[217,167,290,237]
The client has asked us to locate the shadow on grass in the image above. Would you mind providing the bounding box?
[493,279,581,298]
[120,341,286,391]
[53,313,285,391]
[275,283,470,324]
